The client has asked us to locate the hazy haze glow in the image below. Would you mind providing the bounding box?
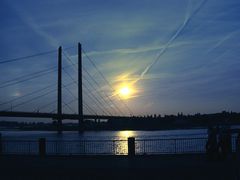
[0,0,240,116]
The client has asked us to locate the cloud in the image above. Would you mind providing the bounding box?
[83,41,194,56]
[1,0,240,115]
[7,1,59,48]
[133,0,208,84]
[206,30,240,54]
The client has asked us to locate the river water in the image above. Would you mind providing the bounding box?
[0,129,211,155]
[1,129,238,155]
[0,129,207,140]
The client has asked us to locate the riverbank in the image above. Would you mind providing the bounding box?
[0,154,238,180]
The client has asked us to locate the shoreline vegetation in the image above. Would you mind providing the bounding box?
[0,111,239,131]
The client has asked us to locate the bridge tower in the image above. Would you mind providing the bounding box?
[56,43,83,133]
[57,46,62,133]
[78,43,83,131]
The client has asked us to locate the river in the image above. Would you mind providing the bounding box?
[3,129,238,155]
[0,129,207,140]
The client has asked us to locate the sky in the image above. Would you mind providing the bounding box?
[0,0,240,118]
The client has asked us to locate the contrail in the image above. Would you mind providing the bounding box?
[206,30,239,54]
[133,0,208,84]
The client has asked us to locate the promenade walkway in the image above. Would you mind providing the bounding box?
[0,154,239,180]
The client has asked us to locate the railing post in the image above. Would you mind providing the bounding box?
[174,139,177,154]
[39,138,46,157]
[128,137,135,156]
[112,140,115,155]
[0,133,2,155]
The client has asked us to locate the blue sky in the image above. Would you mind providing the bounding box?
[0,0,240,117]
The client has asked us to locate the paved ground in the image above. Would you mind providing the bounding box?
[0,154,239,180]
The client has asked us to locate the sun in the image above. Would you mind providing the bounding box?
[118,85,133,99]
[115,77,137,100]
[120,87,130,96]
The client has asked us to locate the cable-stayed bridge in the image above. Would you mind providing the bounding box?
[0,43,133,131]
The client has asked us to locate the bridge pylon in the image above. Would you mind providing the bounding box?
[57,46,62,133]
[78,43,84,132]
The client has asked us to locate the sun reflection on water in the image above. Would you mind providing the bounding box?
[113,131,136,154]
[117,130,136,139]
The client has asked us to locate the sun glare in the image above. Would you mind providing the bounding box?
[120,87,130,96]
[118,131,136,139]
[115,74,138,100]
[118,85,134,99]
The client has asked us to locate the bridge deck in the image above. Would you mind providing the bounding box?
[0,111,128,120]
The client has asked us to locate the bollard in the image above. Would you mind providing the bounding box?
[0,133,2,155]
[128,137,135,156]
[39,138,46,157]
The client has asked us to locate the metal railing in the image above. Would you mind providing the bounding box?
[46,140,128,155]
[135,138,207,154]
[0,137,238,156]
[1,140,38,155]
[1,139,128,155]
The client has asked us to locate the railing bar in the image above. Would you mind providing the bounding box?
[0,137,215,155]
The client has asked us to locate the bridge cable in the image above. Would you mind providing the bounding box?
[0,46,74,65]
[50,98,77,114]
[4,88,56,111]
[62,69,111,116]
[83,67,124,116]
[35,82,76,112]
[0,66,57,86]
[83,103,97,115]
[0,50,57,64]
[0,62,76,89]
[0,68,57,89]
[83,73,119,115]
[62,50,119,115]
[63,100,76,114]
[82,49,133,115]
[62,83,97,115]
[63,83,98,115]
[3,82,75,112]
[37,99,57,112]
[83,83,113,116]
[83,88,110,116]
[0,83,56,107]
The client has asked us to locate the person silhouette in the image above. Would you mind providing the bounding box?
[206,127,218,160]
[218,127,232,160]
[236,132,240,179]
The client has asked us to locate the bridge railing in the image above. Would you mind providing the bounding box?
[0,136,238,156]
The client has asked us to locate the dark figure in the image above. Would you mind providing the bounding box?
[237,133,240,160]
[218,129,232,160]
[206,127,218,160]
[236,133,240,179]
[225,129,232,153]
